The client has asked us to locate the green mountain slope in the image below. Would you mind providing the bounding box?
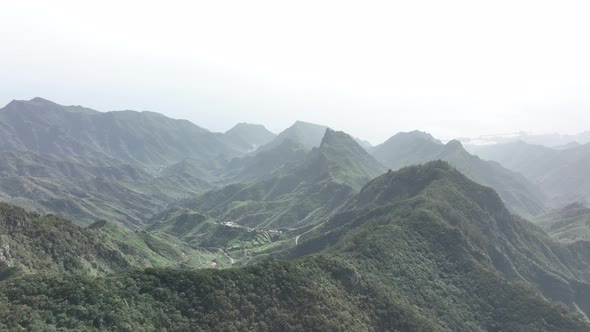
[535,202,590,243]
[0,151,151,182]
[286,161,590,317]
[292,129,386,190]
[0,149,220,227]
[0,203,225,280]
[0,175,170,227]
[149,130,385,259]
[223,138,308,183]
[0,98,257,226]
[371,131,546,218]
[371,130,444,169]
[0,101,380,227]
[0,161,217,228]
[1,162,589,331]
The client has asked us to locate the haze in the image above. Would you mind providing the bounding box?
[1,0,589,144]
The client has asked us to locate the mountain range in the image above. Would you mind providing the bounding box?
[1,97,590,330]
[1,162,589,331]
[461,131,590,147]
[370,131,547,218]
[472,140,590,207]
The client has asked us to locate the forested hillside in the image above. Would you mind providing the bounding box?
[2,162,589,331]
[0,203,225,280]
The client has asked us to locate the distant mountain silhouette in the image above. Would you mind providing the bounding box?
[224,122,276,151]
[474,141,590,207]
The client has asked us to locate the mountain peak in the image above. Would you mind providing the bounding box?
[319,128,345,146]
[388,130,442,144]
[29,97,54,104]
[299,129,385,189]
[293,120,321,126]
[445,139,464,150]
[225,122,276,149]
[319,129,370,153]
[357,160,507,215]
[288,120,328,131]
[4,97,56,109]
[371,130,444,170]
[226,122,270,132]
[2,97,101,115]
[360,160,454,201]
[259,121,329,151]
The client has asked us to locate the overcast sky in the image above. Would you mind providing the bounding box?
[1,0,589,144]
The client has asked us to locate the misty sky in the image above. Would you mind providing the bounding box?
[1,0,589,144]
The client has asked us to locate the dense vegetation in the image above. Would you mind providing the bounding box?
[0,203,224,279]
[2,98,590,330]
[1,162,589,331]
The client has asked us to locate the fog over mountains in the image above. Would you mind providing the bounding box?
[1,98,590,331]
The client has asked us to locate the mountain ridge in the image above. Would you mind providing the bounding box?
[371,131,547,218]
[473,141,590,207]
[0,98,245,166]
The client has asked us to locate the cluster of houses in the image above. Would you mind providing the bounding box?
[221,220,283,236]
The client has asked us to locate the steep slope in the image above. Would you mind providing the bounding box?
[149,130,385,257]
[371,130,443,169]
[474,141,590,206]
[0,203,225,280]
[287,161,590,318]
[470,140,557,177]
[0,97,244,166]
[372,131,546,218]
[0,151,151,182]
[0,150,162,226]
[0,175,166,224]
[222,138,308,183]
[224,123,276,151]
[1,162,589,331]
[293,129,386,190]
[258,120,329,151]
[0,98,254,225]
[0,159,216,228]
[535,202,590,243]
[438,140,546,218]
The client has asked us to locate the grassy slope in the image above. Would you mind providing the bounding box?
[535,202,590,243]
